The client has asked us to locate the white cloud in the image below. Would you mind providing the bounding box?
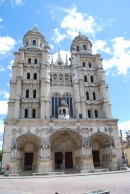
[36,10,40,15]
[118,120,130,139]
[7,60,14,70]
[0,65,5,72]
[0,36,16,55]
[61,6,102,39]
[50,44,54,51]
[11,0,24,6]
[0,17,3,22]
[118,120,130,131]
[0,101,8,115]
[93,40,111,54]
[0,90,9,99]
[0,123,4,134]
[52,6,102,43]
[52,28,67,43]
[103,37,130,75]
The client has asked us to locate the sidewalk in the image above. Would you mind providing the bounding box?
[0,168,130,179]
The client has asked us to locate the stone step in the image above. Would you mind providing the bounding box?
[81,168,109,173]
[64,168,80,174]
[20,170,33,176]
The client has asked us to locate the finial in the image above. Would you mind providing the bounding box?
[32,25,38,32]
[51,53,54,64]
[34,24,37,29]
[58,46,61,57]
[66,54,68,65]
[79,31,81,35]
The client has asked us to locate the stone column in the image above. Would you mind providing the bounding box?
[72,64,81,118]
[45,65,50,119]
[40,78,46,119]
[14,76,22,119]
[79,80,86,119]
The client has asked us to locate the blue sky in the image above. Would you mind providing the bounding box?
[0,0,130,149]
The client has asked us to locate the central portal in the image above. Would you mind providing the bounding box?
[51,129,82,172]
[55,152,63,169]
[55,151,73,169]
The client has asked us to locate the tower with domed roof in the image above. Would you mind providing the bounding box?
[2,27,121,174]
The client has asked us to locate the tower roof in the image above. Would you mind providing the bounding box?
[72,32,89,43]
[23,25,45,40]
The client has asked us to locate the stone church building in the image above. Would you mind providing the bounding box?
[2,26,122,174]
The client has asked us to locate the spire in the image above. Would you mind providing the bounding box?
[58,46,61,58]
[66,54,68,65]
[51,53,54,64]
[55,49,65,66]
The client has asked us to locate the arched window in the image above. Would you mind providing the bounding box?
[50,74,52,83]
[33,40,36,46]
[59,74,63,82]
[26,89,29,98]
[70,75,72,83]
[32,109,36,118]
[26,41,28,46]
[28,58,31,64]
[33,90,36,98]
[62,93,73,116]
[89,62,92,68]
[34,59,37,64]
[84,75,87,82]
[82,62,85,67]
[90,75,94,82]
[95,110,98,118]
[77,46,79,52]
[83,45,86,50]
[93,92,96,100]
[53,74,57,83]
[88,110,91,118]
[65,74,69,83]
[34,73,37,80]
[25,109,28,118]
[86,92,89,100]
[63,109,66,114]
[52,93,61,118]
[27,73,30,79]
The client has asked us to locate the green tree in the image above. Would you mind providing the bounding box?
[0,150,2,161]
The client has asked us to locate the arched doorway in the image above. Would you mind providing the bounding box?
[90,132,112,168]
[50,129,82,171]
[16,133,40,171]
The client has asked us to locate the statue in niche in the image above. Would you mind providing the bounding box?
[83,137,90,148]
[60,98,68,107]
[82,146,92,158]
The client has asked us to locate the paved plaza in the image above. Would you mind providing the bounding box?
[0,172,130,194]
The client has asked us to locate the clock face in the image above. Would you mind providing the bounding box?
[58,61,62,65]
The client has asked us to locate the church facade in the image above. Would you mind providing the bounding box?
[2,26,122,174]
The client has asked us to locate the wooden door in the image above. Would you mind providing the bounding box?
[92,151,100,167]
[55,152,63,169]
[65,152,73,169]
[24,153,33,170]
